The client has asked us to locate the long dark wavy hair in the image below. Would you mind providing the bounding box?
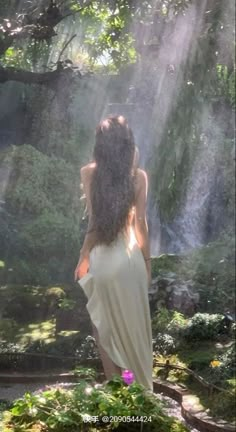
[90,115,136,245]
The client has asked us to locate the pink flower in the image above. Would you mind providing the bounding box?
[122,370,135,385]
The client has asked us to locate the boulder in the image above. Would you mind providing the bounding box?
[167,282,200,316]
[149,271,199,316]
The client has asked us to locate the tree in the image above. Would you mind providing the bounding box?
[0,0,199,86]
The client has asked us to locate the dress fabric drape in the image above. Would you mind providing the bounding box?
[79,229,153,391]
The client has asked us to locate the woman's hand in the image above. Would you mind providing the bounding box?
[74,253,89,281]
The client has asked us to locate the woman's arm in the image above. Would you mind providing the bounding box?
[134,169,151,285]
[74,165,97,281]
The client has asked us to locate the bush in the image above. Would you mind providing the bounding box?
[152,308,173,333]
[0,319,18,339]
[220,343,236,372]
[183,313,226,342]
[44,286,66,315]
[25,334,98,361]
[1,145,84,285]
[153,354,188,383]
[3,292,42,323]
[73,366,98,381]
[206,391,236,422]
[0,341,24,353]
[3,375,189,432]
[208,342,236,384]
[152,308,187,337]
[153,333,176,355]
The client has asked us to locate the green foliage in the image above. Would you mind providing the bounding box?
[216,64,236,107]
[1,145,83,285]
[178,343,221,371]
[154,353,188,382]
[205,391,236,422]
[152,307,236,422]
[0,284,67,325]
[58,298,77,311]
[216,343,236,381]
[183,313,225,342]
[79,2,136,69]
[153,333,176,355]
[5,145,80,216]
[0,318,18,339]
[152,308,187,335]
[181,343,236,422]
[1,41,51,70]
[3,375,189,431]
[0,341,24,353]
[151,254,181,277]
[152,308,173,333]
[68,0,194,70]
[1,285,45,323]
[186,234,235,313]
[0,0,200,73]
[24,334,98,364]
[73,366,97,381]
[45,287,66,300]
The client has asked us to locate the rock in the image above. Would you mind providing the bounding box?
[168,283,200,316]
[149,278,159,301]
[150,270,200,316]
[157,273,177,289]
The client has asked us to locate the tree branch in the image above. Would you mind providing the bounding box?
[57,33,77,63]
[0,2,80,57]
[0,65,81,87]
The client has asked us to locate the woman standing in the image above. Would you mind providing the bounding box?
[74,115,153,391]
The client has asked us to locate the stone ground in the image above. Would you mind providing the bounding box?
[156,392,199,432]
[0,382,199,432]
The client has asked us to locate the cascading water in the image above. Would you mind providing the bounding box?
[103,95,235,255]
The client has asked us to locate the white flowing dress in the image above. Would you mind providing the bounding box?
[79,227,153,391]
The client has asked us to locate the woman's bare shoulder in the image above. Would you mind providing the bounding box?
[136,168,147,179]
[135,168,148,187]
[80,162,96,182]
[134,168,148,200]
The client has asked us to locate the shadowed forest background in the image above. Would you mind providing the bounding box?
[0,1,235,431]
